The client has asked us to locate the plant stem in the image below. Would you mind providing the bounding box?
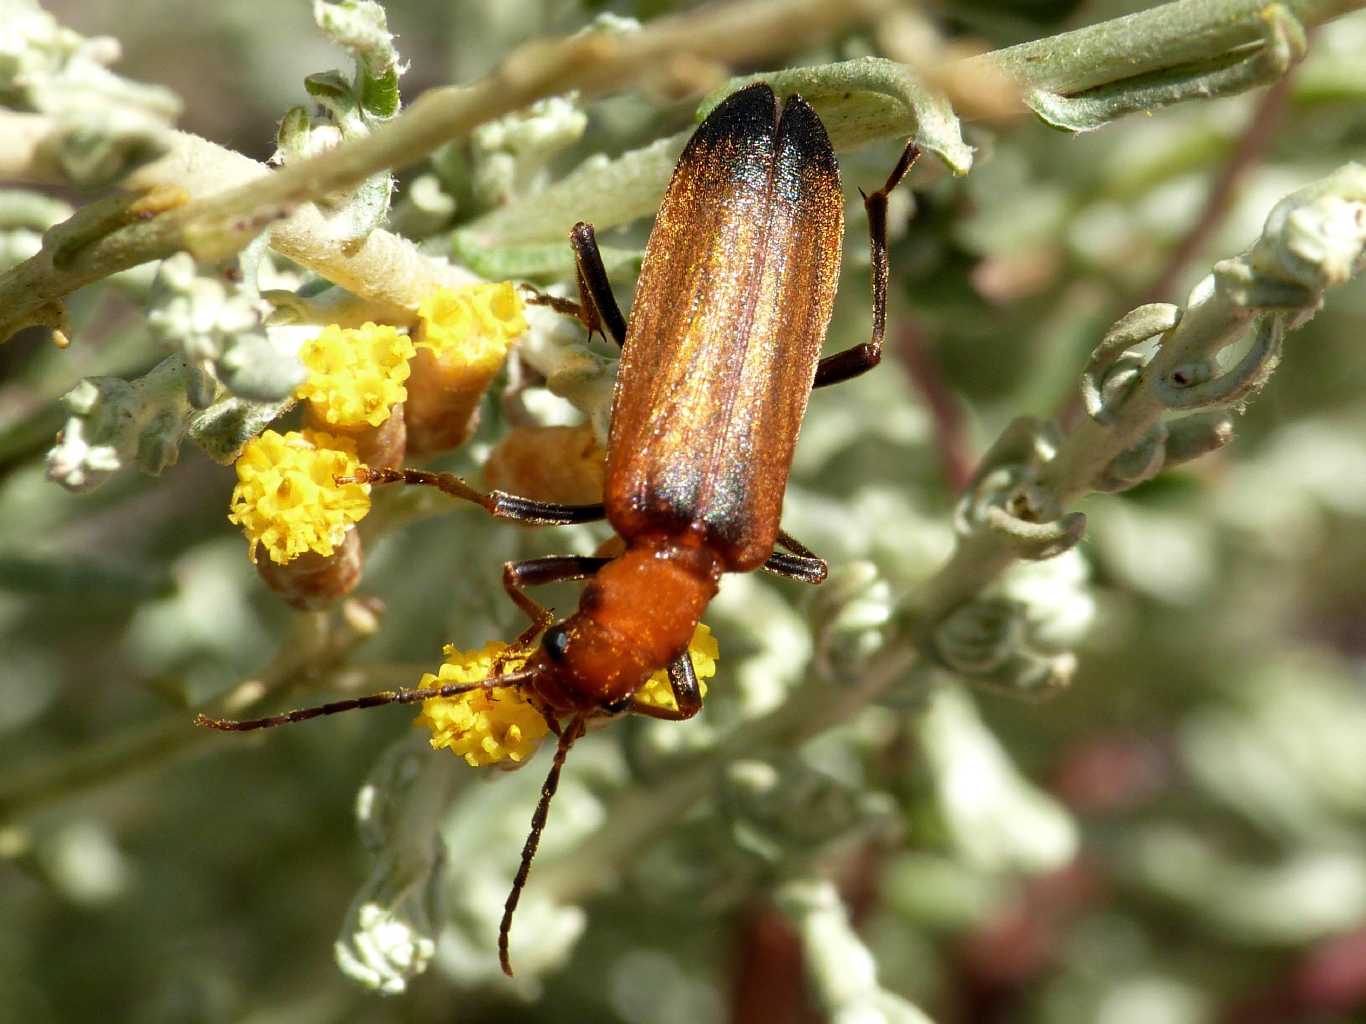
[5,1,1363,342]
[980,0,1357,95]
[1059,61,1299,429]
[537,644,917,906]
[894,320,974,493]
[0,0,888,343]
[915,163,1366,635]
[1139,67,1298,304]
[0,607,373,824]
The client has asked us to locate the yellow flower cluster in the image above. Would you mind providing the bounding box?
[415,282,527,368]
[415,641,550,768]
[633,623,720,712]
[295,322,415,428]
[227,430,370,565]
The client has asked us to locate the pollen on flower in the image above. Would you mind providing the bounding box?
[295,322,415,428]
[633,623,720,712]
[414,641,550,768]
[227,429,371,565]
[415,282,527,369]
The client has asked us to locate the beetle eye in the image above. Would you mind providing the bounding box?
[541,623,570,662]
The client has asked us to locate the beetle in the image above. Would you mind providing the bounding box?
[199,82,918,975]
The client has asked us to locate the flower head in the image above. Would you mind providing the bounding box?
[227,429,370,565]
[415,282,526,369]
[415,641,549,768]
[633,623,720,712]
[296,322,415,428]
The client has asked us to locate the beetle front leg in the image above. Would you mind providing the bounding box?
[520,286,584,321]
[630,651,703,721]
[813,142,921,389]
[502,555,612,645]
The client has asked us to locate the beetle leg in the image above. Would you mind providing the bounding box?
[760,529,828,584]
[521,285,587,321]
[344,466,606,526]
[487,492,605,525]
[516,223,627,348]
[502,555,611,645]
[521,281,604,343]
[813,141,921,389]
[777,528,822,561]
[570,221,629,347]
[629,651,703,721]
[762,550,828,584]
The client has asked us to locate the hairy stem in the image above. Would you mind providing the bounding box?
[980,0,1352,95]
[0,0,887,343]
[894,320,974,493]
[913,164,1366,634]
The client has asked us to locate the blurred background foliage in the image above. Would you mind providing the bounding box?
[3,1,1366,1022]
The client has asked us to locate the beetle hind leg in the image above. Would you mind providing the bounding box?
[760,529,828,584]
[813,141,921,389]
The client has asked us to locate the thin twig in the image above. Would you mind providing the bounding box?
[1139,70,1300,304]
[1059,65,1300,429]
[0,607,377,823]
[730,906,819,1024]
[894,320,974,493]
[978,0,1354,96]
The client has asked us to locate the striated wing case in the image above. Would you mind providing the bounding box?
[605,83,845,571]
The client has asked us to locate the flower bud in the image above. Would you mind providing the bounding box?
[482,422,605,505]
[404,283,526,456]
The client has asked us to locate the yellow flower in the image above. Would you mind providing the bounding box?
[295,322,415,428]
[227,430,370,565]
[633,623,720,712]
[415,641,550,768]
[415,282,526,369]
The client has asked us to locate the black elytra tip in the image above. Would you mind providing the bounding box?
[689,81,780,153]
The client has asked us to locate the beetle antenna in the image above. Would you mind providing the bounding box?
[194,669,538,732]
[499,713,587,977]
